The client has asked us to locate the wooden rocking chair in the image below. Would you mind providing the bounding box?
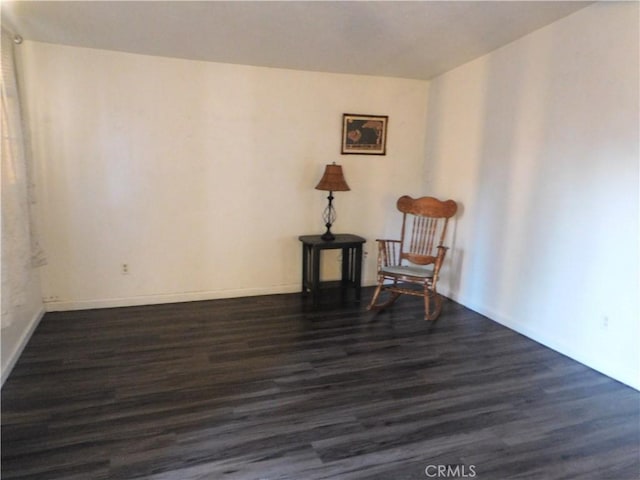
[368,196,458,320]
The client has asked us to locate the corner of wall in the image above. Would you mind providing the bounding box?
[1,306,45,387]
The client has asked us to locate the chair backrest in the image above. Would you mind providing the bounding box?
[397,196,458,266]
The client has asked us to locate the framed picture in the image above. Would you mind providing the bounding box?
[341,113,388,155]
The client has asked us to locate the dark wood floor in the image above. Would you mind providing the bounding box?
[2,288,639,480]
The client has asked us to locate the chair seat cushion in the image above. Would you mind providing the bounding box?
[381,265,434,278]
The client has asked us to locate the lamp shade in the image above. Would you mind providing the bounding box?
[315,164,350,192]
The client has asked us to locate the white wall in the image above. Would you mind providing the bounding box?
[423,2,639,389]
[17,42,428,310]
[1,203,44,384]
[0,282,43,385]
[1,32,45,385]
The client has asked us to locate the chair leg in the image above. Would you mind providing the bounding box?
[368,283,385,311]
[423,285,431,320]
[423,286,443,321]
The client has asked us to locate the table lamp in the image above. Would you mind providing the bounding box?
[315,163,350,241]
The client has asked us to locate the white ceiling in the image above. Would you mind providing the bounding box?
[1,1,592,80]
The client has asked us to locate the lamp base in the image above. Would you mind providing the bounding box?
[321,192,336,241]
[321,230,335,241]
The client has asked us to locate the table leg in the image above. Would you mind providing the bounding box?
[312,246,321,307]
[354,245,363,302]
[340,247,350,302]
[301,244,309,294]
[341,247,350,286]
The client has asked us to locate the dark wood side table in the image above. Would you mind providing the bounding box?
[298,234,366,308]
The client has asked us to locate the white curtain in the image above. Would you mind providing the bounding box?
[1,29,46,329]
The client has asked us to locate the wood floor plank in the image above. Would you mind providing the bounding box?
[2,289,638,479]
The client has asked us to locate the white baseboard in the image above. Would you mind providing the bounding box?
[1,306,45,387]
[44,284,302,312]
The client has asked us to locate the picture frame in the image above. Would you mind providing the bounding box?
[341,113,388,155]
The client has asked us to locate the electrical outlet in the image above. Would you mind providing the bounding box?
[121,263,129,275]
[601,315,609,330]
